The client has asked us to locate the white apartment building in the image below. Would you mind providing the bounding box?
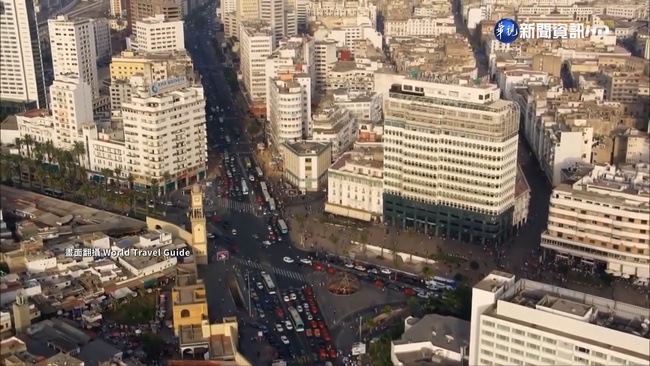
[308,0,377,28]
[293,0,309,28]
[48,15,99,98]
[240,20,274,103]
[325,147,383,221]
[605,5,648,19]
[540,164,650,279]
[0,0,47,110]
[267,75,312,144]
[313,17,381,49]
[382,78,520,245]
[325,59,383,91]
[132,14,185,53]
[90,18,112,64]
[312,105,357,160]
[540,121,594,186]
[259,0,297,45]
[282,141,332,192]
[109,0,122,17]
[16,109,56,148]
[265,36,316,97]
[384,17,456,41]
[330,88,382,123]
[50,74,95,152]
[235,0,259,39]
[413,1,452,17]
[314,40,337,88]
[470,271,650,366]
[518,5,595,22]
[115,76,207,190]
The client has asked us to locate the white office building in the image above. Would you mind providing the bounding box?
[311,105,357,160]
[540,164,650,280]
[132,14,185,53]
[90,18,112,64]
[0,0,47,110]
[314,40,337,88]
[267,74,312,144]
[48,15,99,98]
[330,88,382,123]
[382,78,520,245]
[118,77,208,190]
[50,74,95,152]
[384,17,456,40]
[265,36,316,96]
[470,271,650,366]
[240,20,274,103]
[325,146,383,221]
[308,0,377,28]
[259,0,297,45]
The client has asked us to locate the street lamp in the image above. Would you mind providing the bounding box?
[245,270,252,317]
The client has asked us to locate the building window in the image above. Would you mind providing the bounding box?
[180,309,190,318]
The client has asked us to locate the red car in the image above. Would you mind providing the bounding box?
[310,320,318,329]
[403,288,416,296]
[313,263,325,271]
[311,306,318,314]
[314,329,321,337]
[275,308,284,317]
[319,349,327,360]
[374,280,384,287]
[329,349,337,359]
[304,287,313,296]
[323,332,330,341]
[327,267,337,275]
[318,321,326,329]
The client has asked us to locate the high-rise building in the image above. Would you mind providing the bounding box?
[240,20,274,114]
[259,0,296,45]
[90,18,113,64]
[0,0,47,111]
[469,271,650,366]
[235,0,259,27]
[127,0,183,34]
[48,15,99,98]
[110,0,123,17]
[383,79,519,245]
[50,74,94,151]
[267,74,311,144]
[540,164,650,279]
[132,14,184,53]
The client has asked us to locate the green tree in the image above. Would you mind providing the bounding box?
[142,333,164,358]
[383,305,393,316]
[469,260,480,270]
[421,266,433,280]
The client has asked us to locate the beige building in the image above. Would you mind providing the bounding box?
[239,20,274,115]
[541,164,650,280]
[127,0,183,34]
[612,127,650,165]
[281,141,332,193]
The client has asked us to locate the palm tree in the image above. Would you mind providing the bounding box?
[161,171,171,198]
[100,168,113,192]
[116,194,130,213]
[113,167,123,189]
[364,318,375,329]
[44,140,55,164]
[34,166,48,191]
[0,155,12,182]
[22,135,35,159]
[149,178,160,205]
[105,192,118,211]
[76,166,88,185]
[359,230,369,254]
[93,183,106,208]
[421,266,433,280]
[79,182,95,205]
[329,234,340,255]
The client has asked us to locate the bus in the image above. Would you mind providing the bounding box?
[241,179,249,195]
[225,135,231,144]
[43,188,64,198]
[278,219,288,234]
[244,157,252,169]
[255,167,263,178]
[262,190,271,202]
[269,198,276,211]
[260,182,268,192]
[223,152,229,162]
[432,276,457,290]
[287,307,305,332]
[261,271,276,294]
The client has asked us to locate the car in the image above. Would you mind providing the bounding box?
[327,267,337,274]
[381,268,392,275]
[303,302,310,309]
[311,306,318,314]
[314,329,321,337]
[323,331,330,341]
[300,258,312,265]
[344,263,354,268]
[310,320,318,329]
[417,291,430,299]
[307,313,313,321]
[354,265,366,272]
[285,321,293,330]
[275,323,284,332]
[283,295,290,302]
[290,293,297,300]
[256,282,264,290]
[207,233,215,239]
[283,257,294,263]
[296,305,303,312]
[403,288,417,296]
[281,336,290,345]
[318,321,326,329]
[257,309,265,318]
[275,308,284,317]
[368,268,379,274]
[304,287,313,296]
[261,240,272,247]
[319,349,327,359]
[329,349,337,358]
[374,280,384,287]
[306,329,312,337]
[231,229,237,236]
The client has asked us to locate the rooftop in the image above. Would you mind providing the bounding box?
[283,141,331,156]
[329,147,384,174]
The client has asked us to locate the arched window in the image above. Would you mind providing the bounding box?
[180,309,190,318]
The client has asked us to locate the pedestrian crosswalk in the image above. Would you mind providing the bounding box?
[234,257,307,282]
[208,197,256,213]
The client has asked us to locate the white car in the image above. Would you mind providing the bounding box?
[303,302,309,309]
[249,175,255,181]
[207,233,215,239]
[283,295,290,302]
[300,258,312,265]
[285,321,293,330]
[275,323,284,332]
[307,314,313,321]
[380,268,392,275]
[354,265,366,272]
[290,293,297,300]
[283,257,294,263]
[256,282,264,290]
[417,291,429,299]
[262,240,272,246]
[231,229,237,236]
[368,268,378,274]
[296,305,303,312]
[344,263,354,268]
[281,336,290,345]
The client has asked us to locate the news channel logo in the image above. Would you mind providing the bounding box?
[494,18,610,44]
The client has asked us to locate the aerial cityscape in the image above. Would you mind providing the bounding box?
[0,0,649,365]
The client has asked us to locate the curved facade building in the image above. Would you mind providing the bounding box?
[268,74,311,144]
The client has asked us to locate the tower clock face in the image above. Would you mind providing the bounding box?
[194,196,201,203]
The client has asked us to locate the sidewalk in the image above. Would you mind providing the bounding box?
[286,209,496,284]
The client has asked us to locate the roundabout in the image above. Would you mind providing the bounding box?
[327,272,361,295]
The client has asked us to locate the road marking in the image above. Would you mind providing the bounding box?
[233,258,307,281]
[210,197,255,213]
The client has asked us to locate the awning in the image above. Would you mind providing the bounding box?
[324,203,372,222]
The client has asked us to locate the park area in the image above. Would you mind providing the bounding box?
[105,290,158,325]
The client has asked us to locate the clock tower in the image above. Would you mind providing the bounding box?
[188,183,208,264]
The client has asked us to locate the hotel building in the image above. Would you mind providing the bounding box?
[383,79,519,244]
[540,164,650,280]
